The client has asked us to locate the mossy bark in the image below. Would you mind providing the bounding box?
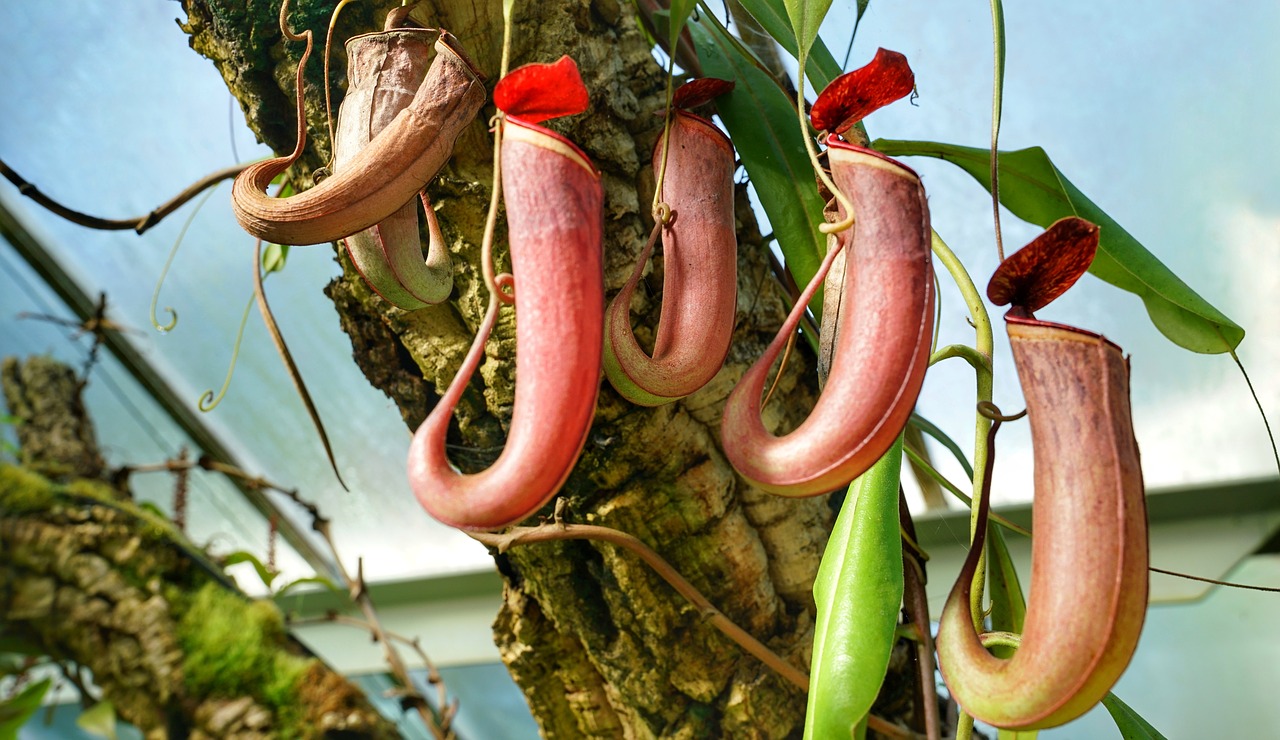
[0,357,396,739]
[179,1,919,737]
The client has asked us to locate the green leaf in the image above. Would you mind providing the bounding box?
[136,501,168,518]
[985,525,1025,660]
[0,655,25,677]
[0,413,21,426]
[908,412,974,479]
[667,0,698,50]
[274,575,343,598]
[76,701,118,740]
[1102,693,1168,739]
[689,16,828,315]
[989,0,1006,136]
[783,0,833,65]
[261,243,290,275]
[222,550,278,588]
[875,139,1244,353]
[804,438,904,739]
[736,0,842,90]
[0,678,51,739]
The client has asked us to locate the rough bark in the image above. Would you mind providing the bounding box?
[0,357,397,739]
[2,356,105,481]
[179,1,911,737]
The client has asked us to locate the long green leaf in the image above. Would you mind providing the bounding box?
[668,0,698,49]
[985,525,1025,661]
[689,16,828,314]
[0,678,51,738]
[783,0,833,64]
[1102,693,1169,739]
[736,0,842,89]
[804,438,904,739]
[223,550,277,589]
[275,575,343,598]
[987,0,1007,259]
[875,139,1244,353]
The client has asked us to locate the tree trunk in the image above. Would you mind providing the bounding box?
[1,356,398,739]
[179,1,900,736]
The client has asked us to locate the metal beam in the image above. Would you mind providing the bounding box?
[0,198,339,580]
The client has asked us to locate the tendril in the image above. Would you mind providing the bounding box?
[976,401,1026,423]
[150,184,219,332]
[198,293,256,412]
[761,331,797,409]
[323,0,360,172]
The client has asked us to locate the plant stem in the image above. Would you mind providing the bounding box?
[928,230,994,627]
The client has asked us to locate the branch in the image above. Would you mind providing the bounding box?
[469,522,921,739]
[123,454,454,738]
[0,157,247,234]
[470,522,808,690]
[288,612,458,725]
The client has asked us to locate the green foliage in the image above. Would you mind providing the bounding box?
[985,526,1025,661]
[805,439,905,737]
[688,15,829,315]
[1102,693,1168,739]
[274,575,342,598]
[261,243,290,275]
[178,583,313,735]
[782,0,833,65]
[0,678,51,740]
[223,550,279,590]
[76,701,118,740]
[875,139,1245,353]
[667,0,698,49]
[734,0,842,89]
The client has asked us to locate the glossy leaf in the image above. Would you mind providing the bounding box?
[261,243,290,275]
[1102,693,1169,739]
[494,56,589,124]
[909,413,974,479]
[784,0,833,64]
[667,0,698,49]
[0,678,51,737]
[736,0,842,90]
[76,701,118,740]
[875,139,1244,353]
[988,0,1006,182]
[986,524,1026,661]
[689,17,828,314]
[804,438,904,738]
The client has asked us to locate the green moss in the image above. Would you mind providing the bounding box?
[178,583,314,736]
[0,462,57,513]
